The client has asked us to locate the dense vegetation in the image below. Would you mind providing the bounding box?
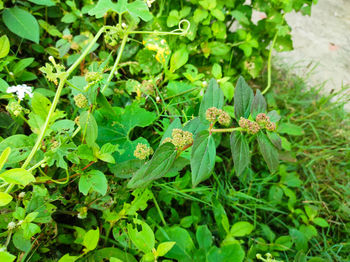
[1,0,349,261]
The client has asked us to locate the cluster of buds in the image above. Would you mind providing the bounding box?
[85,71,103,83]
[74,93,88,108]
[50,139,60,151]
[256,253,280,262]
[256,113,276,131]
[6,101,23,116]
[104,25,124,47]
[205,107,231,126]
[77,206,88,219]
[239,117,260,135]
[134,143,154,160]
[163,129,193,149]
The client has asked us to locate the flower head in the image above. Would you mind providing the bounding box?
[6,84,33,100]
[247,120,260,134]
[6,101,23,116]
[218,111,231,126]
[134,143,154,160]
[74,94,88,108]
[205,107,220,122]
[7,222,16,230]
[256,113,270,126]
[266,121,276,131]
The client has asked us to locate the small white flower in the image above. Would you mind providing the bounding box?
[146,0,155,8]
[6,84,33,100]
[121,22,127,28]
[7,222,16,230]
[18,192,25,199]
[17,220,24,226]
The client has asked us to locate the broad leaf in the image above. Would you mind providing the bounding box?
[2,7,39,43]
[88,0,126,18]
[28,0,56,6]
[207,244,245,262]
[170,48,189,73]
[230,131,250,176]
[0,35,10,58]
[251,89,267,119]
[83,229,99,251]
[234,76,254,120]
[191,130,216,187]
[257,131,279,172]
[0,192,13,206]
[0,135,34,165]
[196,225,212,251]
[79,170,108,196]
[0,168,35,186]
[80,111,98,147]
[127,219,155,254]
[230,221,254,237]
[127,142,177,188]
[267,131,282,150]
[198,78,224,122]
[89,248,137,262]
[0,147,11,170]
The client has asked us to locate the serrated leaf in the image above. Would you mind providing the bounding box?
[0,35,10,58]
[198,78,224,122]
[0,168,35,186]
[127,142,177,188]
[2,7,39,43]
[127,0,153,22]
[230,131,250,176]
[251,89,267,119]
[257,131,279,172]
[191,130,216,187]
[234,76,254,120]
[88,0,126,18]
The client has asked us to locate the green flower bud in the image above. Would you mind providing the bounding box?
[74,94,88,108]
[85,71,103,83]
[238,117,249,129]
[247,120,260,134]
[6,101,23,116]
[134,143,153,160]
[218,111,231,126]
[256,113,270,127]
[266,121,276,131]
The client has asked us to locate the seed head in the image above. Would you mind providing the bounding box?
[205,107,220,122]
[74,94,88,108]
[218,111,231,126]
[165,129,193,149]
[162,137,173,144]
[256,113,270,126]
[266,121,276,131]
[134,143,153,160]
[238,117,249,129]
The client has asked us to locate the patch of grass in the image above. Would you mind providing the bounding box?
[269,68,350,260]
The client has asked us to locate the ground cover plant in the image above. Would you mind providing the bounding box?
[3,0,349,261]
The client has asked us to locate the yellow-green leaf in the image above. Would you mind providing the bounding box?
[0,192,13,206]
[0,147,11,170]
[0,168,35,186]
[0,35,10,58]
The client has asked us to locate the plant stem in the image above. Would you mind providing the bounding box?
[152,193,167,226]
[101,33,129,93]
[27,158,46,172]
[211,127,242,133]
[262,30,278,95]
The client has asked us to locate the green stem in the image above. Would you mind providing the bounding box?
[152,193,167,226]
[27,158,46,172]
[101,33,129,93]
[128,30,186,36]
[21,27,106,170]
[211,127,242,133]
[262,31,278,95]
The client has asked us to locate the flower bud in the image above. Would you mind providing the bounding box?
[205,107,220,122]
[256,113,270,127]
[247,120,260,134]
[85,71,103,83]
[266,121,276,131]
[238,117,249,129]
[74,93,88,108]
[18,192,25,199]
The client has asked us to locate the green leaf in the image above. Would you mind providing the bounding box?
[83,229,100,251]
[88,0,126,18]
[0,135,34,165]
[251,89,267,119]
[0,35,10,58]
[267,110,281,123]
[207,41,231,56]
[13,231,31,252]
[278,123,304,136]
[230,221,254,237]
[38,20,62,37]
[21,222,40,239]
[31,92,51,120]
[274,235,293,251]
[157,242,176,257]
[127,218,155,253]
[58,254,78,262]
[127,0,153,22]
[91,248,137,262]
[312,217,329,228]
[211,63,222,79]
[0,147,11,170]
[234,76,254,120]
[2,7,39,43]
[230,131,250,177]
[80,111,98,147]
[220,81,234,102]
[207,244,245,262]
[0,251,16,262]
[28,0,56,6]
[199,78,224,122]
[127,142,177,188]
[170,48,189,73]
[79,170,107,196]
[257,131,279,172]
[193,8,208,23]
[267,131,282,150]
[0,168,35,186]
[0,192,13,206]
[13,57,34,75]
[191,130,216,187]
[155,226,194,261]
[196,225,212,250]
